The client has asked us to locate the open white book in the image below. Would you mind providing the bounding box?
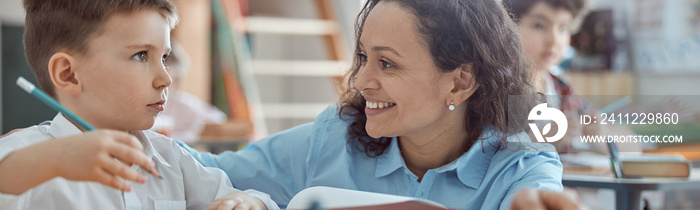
[287,186,447,210]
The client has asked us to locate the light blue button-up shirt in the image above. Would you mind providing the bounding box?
[180,105,563,209]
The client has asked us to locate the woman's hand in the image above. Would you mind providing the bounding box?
[510,188,587,210]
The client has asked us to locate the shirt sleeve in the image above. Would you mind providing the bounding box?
[0,126,46,203]
[0,136,21,208]
[499,151,564,210]
[0,192,18,209]
[175,144,279,210]
[0,128,41,168]
[178,122,317,209]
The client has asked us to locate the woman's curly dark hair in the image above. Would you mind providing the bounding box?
[338,0,536,157]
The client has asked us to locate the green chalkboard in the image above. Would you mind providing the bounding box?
[2,24,57,134]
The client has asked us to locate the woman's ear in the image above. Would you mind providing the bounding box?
[48,52,82,95]
[449,63,479,106]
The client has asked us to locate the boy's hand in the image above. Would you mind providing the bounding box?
[0,130,157,194]
[49,130,157,191]
[206,192,267,210]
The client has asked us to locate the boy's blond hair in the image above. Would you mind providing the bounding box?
[22,0,179,98]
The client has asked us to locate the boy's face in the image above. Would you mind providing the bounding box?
[518,1,574,72]
[72,10,172,131]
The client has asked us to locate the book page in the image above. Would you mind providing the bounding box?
[287,186,446,209]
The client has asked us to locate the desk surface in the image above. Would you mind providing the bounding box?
[563,167,700,210]
[563,168,700,191]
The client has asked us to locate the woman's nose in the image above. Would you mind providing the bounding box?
[353,65,379,92]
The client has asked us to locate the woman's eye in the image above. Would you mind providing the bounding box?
[380,60,394,69]
[356,53,368,65]
[133,51,147,62]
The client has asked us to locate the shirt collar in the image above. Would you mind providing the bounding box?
[454,131,500,189]
[375,137,404,177]
[128,130,171,168]
[47,113,170,167]
[47,113,84,139]
[373,127,500,189]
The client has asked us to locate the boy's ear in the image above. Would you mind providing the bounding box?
[449,63,479,107]
[48,52,82,95]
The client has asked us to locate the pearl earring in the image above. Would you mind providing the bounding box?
[449,101,455,111]
[360,90,364,95]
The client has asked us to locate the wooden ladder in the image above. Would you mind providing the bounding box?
[242,0,349,134]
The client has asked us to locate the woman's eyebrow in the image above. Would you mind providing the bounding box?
[358,41,402,57]
[372,46,403,58]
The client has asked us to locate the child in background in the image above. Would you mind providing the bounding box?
[503,0,641,153]
[153,40,227,143]
[503,0,590,111]
[0,0,276,209]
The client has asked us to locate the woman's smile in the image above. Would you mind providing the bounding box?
[365,100,396,116]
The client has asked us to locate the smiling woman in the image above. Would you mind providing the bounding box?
[0,0,583,209]
[176,0,572,209]
[0,0,599,208]
[340,0,536,164]
[176,0,576,209]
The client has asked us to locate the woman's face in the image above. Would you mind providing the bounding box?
[353,1,456,139]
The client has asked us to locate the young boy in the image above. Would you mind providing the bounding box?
[503,0,640,153]
[0,0,277,209]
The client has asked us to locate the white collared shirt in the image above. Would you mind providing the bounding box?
[0,113,278,210]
